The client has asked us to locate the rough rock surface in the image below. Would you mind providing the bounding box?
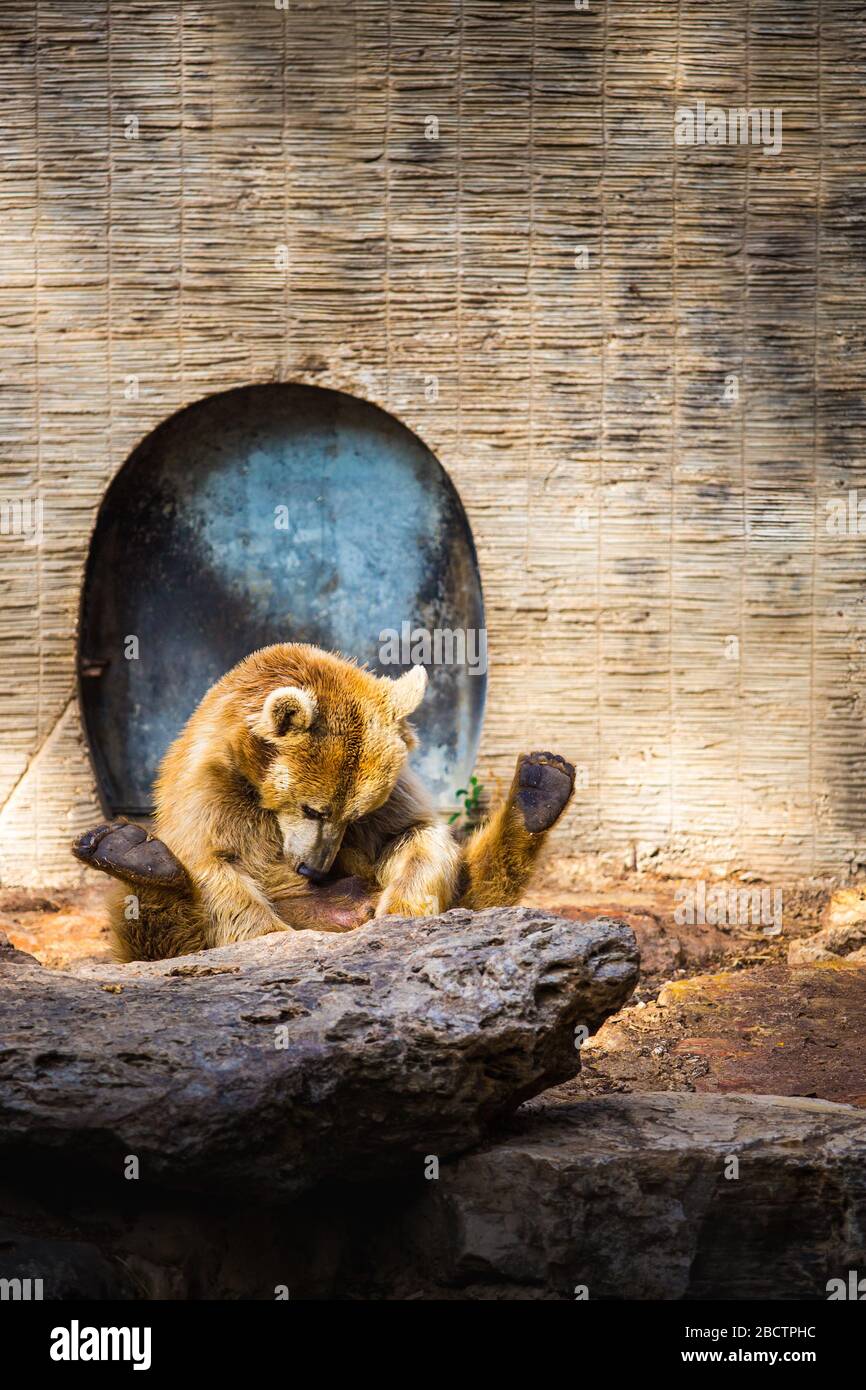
[377,1092,866,1300]
[0,908,638,1199]
[821,885,866,931]
[2,1092,864,1300]
[789,923,866,965]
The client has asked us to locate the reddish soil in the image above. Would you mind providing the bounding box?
[529,873,866,1108]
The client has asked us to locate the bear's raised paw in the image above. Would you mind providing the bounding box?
[511,751,575,834]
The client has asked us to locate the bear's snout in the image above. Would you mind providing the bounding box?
[297,862,328,885]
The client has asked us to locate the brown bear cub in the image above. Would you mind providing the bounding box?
[73,643,574,961]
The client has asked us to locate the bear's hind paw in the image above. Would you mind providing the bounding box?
[72,820,190,893]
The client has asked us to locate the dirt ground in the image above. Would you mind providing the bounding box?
[4,867,866,1108]
[531,872,866,1108]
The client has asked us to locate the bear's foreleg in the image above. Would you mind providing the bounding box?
[189,856,290,947]
[374,820,462,919]
[457,751,575,910]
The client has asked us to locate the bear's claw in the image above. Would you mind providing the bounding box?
[512,751,576,833]
[72,819,190,893]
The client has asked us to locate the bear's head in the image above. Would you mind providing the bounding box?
[244,655,427,882]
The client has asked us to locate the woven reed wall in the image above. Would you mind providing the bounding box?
[1,0,864,886]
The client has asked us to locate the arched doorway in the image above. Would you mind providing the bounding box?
[79,384,486,816]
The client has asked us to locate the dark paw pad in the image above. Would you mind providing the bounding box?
[512,751,576,834]
[72,820,189,892]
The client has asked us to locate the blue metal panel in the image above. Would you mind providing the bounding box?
[79,384,486,816]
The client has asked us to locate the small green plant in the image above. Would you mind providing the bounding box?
[449,775,483,825]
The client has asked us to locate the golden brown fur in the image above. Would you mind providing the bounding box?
[105,643,571,961]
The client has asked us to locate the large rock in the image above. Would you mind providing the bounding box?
[375,1092,866,1300]
[788,923,866,965]
[0,908,638,1199]
[2,1091,864,1300]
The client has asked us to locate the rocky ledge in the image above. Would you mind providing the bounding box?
[0,907,638,1199]
[2,1091,864,1299]
[380,1091,866,1300]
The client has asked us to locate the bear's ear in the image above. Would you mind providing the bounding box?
[384,664,427,720]
[249,685,317,741]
